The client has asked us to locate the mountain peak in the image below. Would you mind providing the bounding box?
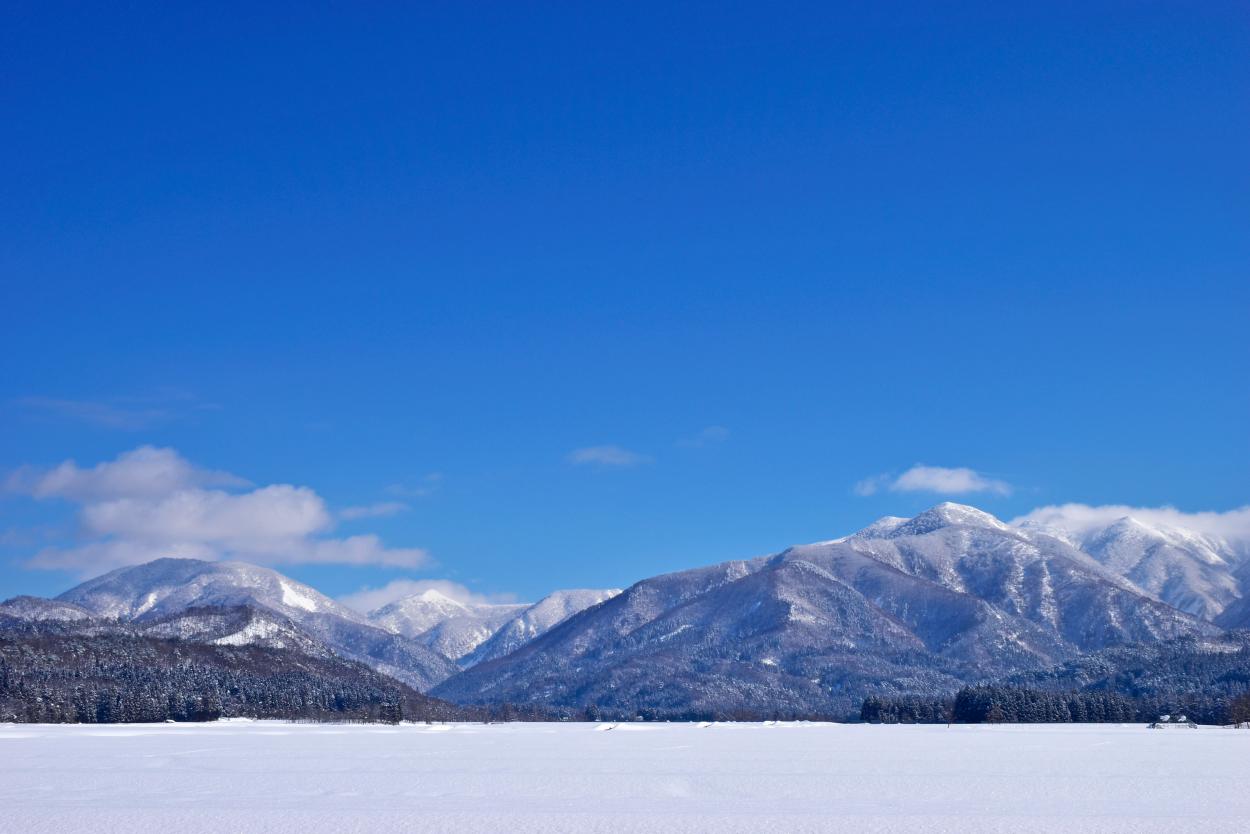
[415,588,461,605]
[892,502,1010,537]
[844,516,908,541]
[56,556,355,623]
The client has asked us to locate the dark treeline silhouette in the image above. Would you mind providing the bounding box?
[859,695,952,724]
[950,686,1137,724]
[0,629,464,724]
[861,685,1247,725]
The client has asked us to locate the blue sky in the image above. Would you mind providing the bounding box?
[2,2,1247,606]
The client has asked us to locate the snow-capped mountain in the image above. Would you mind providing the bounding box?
[6,500,1246,716]
[1015,514,1248,620]
[433,503,1216,716]
[54,558,458,691]
[368,590,528,661]
[464,588,621,666]
[58,558,353,622]
[367,586,620,666]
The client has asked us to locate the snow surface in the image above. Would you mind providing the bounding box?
[2,722,1248,833]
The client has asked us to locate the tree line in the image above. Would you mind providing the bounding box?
[0,630,462,724]
[862,686,1250,725]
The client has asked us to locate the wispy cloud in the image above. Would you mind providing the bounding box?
[1012,503,1250,542]
[384,473,443,499]
[855,464,1012,497]
[7,447,430,576]
[339,501,409,521]
[15,393,217,431]
[567,445,652,468]
[338,578,519,614]
[677,425,730,448]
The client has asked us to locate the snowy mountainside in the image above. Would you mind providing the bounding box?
[55,559,458,691]
[137,605,330,655]
[0,598,325,657]
[1015,514,1248,620]
[368,586,621,667]
[58,558,360,623]
[0,595,96,622]
[433,503,1217,716]
[464,588,621,666]
[368,590,528,661]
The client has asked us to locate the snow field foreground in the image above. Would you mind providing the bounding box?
[1,721,1247,833]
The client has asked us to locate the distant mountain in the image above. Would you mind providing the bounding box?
[368,590,528,661]
[5,500,1245,720]
[367,586,620,667]
[464,588,620,666]
[54,558,459,691]
[433,504,1216,717]
[1017,515,1247,620]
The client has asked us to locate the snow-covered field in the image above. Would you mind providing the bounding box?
[2,721,1248,833]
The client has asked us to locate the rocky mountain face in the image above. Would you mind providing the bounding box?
[367,587,620,667]
[53,559,459,691]
[432,504,1219,717]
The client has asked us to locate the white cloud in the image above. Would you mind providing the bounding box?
[79,485,330,543]
[855,464,1012,497]
[1011,503,1250,542]
[338,578,517,614]
[5,445,247,501]
[567,445,651,468]
[678,426,730,448]
[9,447,430,576]
[340,501,409,520]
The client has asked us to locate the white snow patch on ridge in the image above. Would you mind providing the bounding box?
[279,580,319,612]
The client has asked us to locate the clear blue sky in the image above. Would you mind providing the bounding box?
[2,2,1247,605]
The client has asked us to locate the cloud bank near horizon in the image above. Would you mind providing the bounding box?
[4,446,430,576]
[1011,502,1250,543]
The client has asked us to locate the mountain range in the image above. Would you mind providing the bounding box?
[3,502,1248,719]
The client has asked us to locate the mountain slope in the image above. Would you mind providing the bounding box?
[368,590,528,661]
[841,504,1207,651]
[0,595,97,622]
[0,623,462,723]
[1017,515,1247,620]
[462,588,621,666]
[57,558,458,691]
[434,504,1216,716]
